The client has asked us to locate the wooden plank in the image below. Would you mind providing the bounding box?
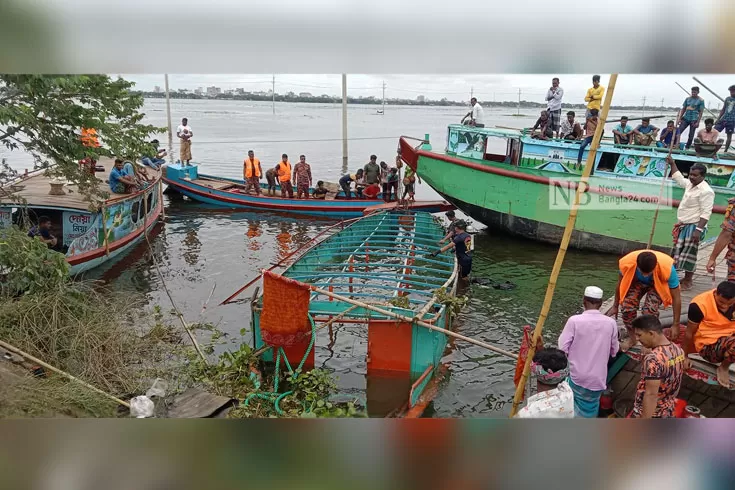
[713,404,735,418]
[688,391,708,407]
[610,370,636,398]
[697,396,729,418]
[167,387,235,418]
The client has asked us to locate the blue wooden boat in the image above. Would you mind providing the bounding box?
[242,210,459,417]
[162,163,453,218]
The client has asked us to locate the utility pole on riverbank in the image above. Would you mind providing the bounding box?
[272,75,275,115]
[164,74,173,163]
[641,96,646,117]
[382,80,386,115]
[517,88,521,116]
[342,74,348,173]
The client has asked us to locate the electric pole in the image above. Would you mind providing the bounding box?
[661,97,664,110]
[470,86,473,100]
[517,88,521,116]
[342,74,348,173]
[382,80,386,115]
[272,75,275,115]
[641,96,646,117]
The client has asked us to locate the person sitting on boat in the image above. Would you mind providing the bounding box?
[265,165,278,196]
[515,347,574,418]
[401,166,420,203]
[668,157,714,292]
[656,120,684,150]
[364,155,381,185]
[438,210,459,245]
[576,109,601,166]
[27,216,58,249]
[292,154,312,199]
[714,85,735,153]
[276,154,294,198]
[338,169,364,199]
[141,140,166,170]
[630,314,685,418]
[613,116,634,145]
[684,281,735,388]
[430,219,472,280]
[312,180,328,200]
[461,97,485,128]
[109,158,139,194]
[243,150,263,195]
[632,117,659,146]
[559,111,583,140]
[531,110,553,140]
[558,286,619,418]
[363,182,381,200]
[694,118,724,157]
[606,250,682,351]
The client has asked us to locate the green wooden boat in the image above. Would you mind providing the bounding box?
[249,210,459,417]
[399,125,735,254]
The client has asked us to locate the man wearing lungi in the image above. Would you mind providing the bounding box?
[669,156,714,291]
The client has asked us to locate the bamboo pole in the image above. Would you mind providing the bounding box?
[0,339,131,408]
[693,76,726,104]
[301,280,517,359]
[509,74,619,418]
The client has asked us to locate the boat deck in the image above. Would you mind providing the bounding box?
[603,242,735,417]
[1,158,162,211]
[189,174,360,201]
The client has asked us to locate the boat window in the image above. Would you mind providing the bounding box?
[144,193,152,216]
[131,201,140,224]
[597,152,617,172]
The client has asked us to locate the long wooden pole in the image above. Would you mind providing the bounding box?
[675,82,718,118]
[342,74,349,173]
[509,74,619,417]
[0,339,131,408]
[164,74,173,163]
[693,76,726,104]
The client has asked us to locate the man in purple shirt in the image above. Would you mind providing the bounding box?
[558,286,619,418]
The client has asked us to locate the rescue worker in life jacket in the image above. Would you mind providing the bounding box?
[243,150,263,195]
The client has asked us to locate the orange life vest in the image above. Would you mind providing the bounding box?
[80,127,100,148]
[244,157,261,178]
[277,161,291,183]
[618,250,675,307]
[690,290,735,351]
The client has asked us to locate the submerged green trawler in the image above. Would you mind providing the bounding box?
[399,125,735,254]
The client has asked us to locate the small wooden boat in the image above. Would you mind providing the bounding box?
[1,158,163,274]
[242,210,459,417]
[162,162,453,218]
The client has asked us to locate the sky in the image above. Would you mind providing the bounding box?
[121,74,734,108]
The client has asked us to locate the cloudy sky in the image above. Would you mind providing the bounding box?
[122,74,734,108]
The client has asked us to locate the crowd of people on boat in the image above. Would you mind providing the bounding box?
[463,77,735,156]
[514,151,735,418]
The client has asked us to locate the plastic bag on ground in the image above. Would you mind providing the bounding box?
[130,395,155,418]
[145,378,168,398]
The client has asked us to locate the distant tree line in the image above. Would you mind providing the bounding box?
[133,91,680,112]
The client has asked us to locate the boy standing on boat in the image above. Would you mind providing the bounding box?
[714,85,735,153]
[243,150,263,195]
[545,78,563,138]
[630,315,685,418]
[176,117,193,165]
[669,157,714,291]
[558,286,619,418]
[678,86,705,150]
[607,250,682,350]
[292,155,312,199]
[584,75,604,120]
[276,154,294,198]
[684,281,735,388]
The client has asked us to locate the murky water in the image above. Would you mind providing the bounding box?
[4,99,622,417]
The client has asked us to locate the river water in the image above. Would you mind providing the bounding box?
[3,99,621,417]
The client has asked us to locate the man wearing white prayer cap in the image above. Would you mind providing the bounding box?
[558,286,620,417]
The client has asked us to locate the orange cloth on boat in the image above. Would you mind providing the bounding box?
[80,127,100,147]
[690,290,735,351]
[260,271,311,347]
[618,250,675,307]
[244,157,261,178]
[276,161,292,183]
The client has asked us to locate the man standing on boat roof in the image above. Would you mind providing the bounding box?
[430,219,472,280]
[276,154,294,198]
[545,77,564,138]
[558,286,619,418]
[607,250,682,350]
[584,75,605,120]
[668,156,714,291]
[461,97,485,128]
[678,86,705,150]
[176,117,193,166]
[292,154,312,199]
[364,155,381,185]
[243,150,263,195]
[714,85,735,153]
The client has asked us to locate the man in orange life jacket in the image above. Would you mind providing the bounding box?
[606,250,682,350]
[243,150,263,195]
[276,153,294,198]
[684,280,735,388]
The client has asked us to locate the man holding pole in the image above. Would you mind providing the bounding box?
[668,156,714,291]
